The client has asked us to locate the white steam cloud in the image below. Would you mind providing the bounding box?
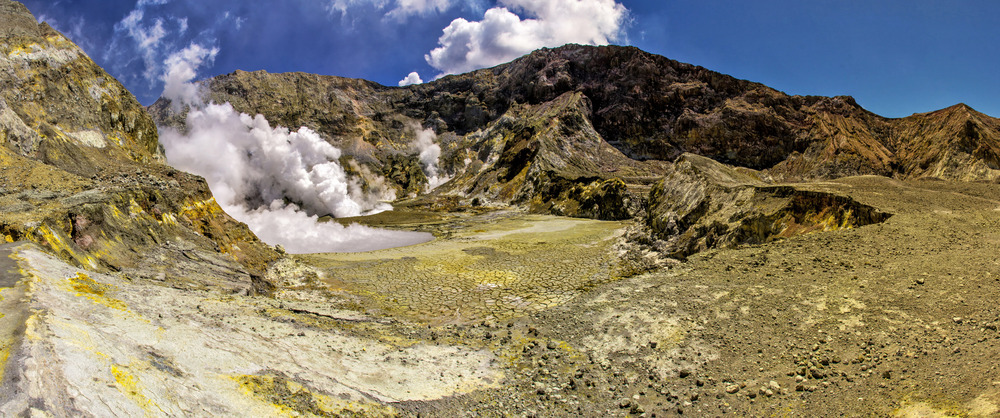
[161,103,394,218]
[232,204,432,253]
[162,43,218,110]
[412,127,450,190]
[398,71,423,86]
[425,0,628,76]
[159,43,433,253]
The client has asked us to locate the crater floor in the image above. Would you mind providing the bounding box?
[3,177,1000,417]
[298,214,627,325]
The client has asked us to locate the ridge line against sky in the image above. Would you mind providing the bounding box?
[21,0,1000,118]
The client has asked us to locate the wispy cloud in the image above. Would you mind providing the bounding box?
[387,0,453,19]
[36,13,95,51]
[100,0,247,101]
[108,1,173,86]
[327,0,387,15]
[326,0,455,19]
[425,0,628,76]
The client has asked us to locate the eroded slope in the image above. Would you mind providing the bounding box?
[0,0,278,289]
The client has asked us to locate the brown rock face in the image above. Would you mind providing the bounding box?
[891,104,1000,181]
[646,154,891,258]
[0,2,161,174]
[145,43,1000,255]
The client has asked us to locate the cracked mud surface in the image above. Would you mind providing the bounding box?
[298,213,628,325]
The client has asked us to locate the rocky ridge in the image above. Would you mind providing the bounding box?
[646,153,891,259]
[151,44,1000,195]
[150,44,983,249]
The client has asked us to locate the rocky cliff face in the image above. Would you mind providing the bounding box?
[0,0,278,292]
[893,104,1000,181]
[150,44,1000,227]
[646,154,891,259]
[0,1,160,172]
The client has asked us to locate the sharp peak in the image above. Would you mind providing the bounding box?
[945,103,974,112]
[0,0,44,38]
[926,103,991,119]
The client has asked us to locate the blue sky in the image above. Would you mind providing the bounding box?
[22,0,1000,118]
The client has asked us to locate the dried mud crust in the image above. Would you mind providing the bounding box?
[296,214,630,325]
[296,177,1000,417]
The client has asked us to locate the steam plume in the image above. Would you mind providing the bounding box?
[158,43,432,253]
[412,127,450,190]
[161,43,218,110]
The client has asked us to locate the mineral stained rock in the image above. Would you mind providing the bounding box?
[151,44,1000,197]
[3,0,1000,416]
[646,153,891,258]
[149,41,1000,243]
[0,0,277,293]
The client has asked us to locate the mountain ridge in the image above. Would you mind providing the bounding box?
[148,43,1000,225]
[152,44,1000,181]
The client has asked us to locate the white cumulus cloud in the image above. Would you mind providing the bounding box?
[425,0,628,76]
[398,71,423,86]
